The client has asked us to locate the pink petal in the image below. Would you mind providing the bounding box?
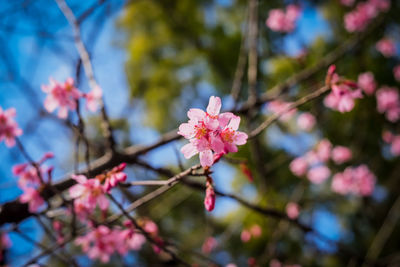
[72,174,87,184]
[187,108,206,121]
[178,122,194,138]
[69,184,85,198]
[210,136,225,154]
[218,112,234,128]
[234,131,248,145]
[44,96,58,113]
[181,143,198,159]
[227,115,240,130]
[200,150,214,167]
[206,96,221,116]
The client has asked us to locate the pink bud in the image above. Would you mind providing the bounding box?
[204,186,216,212]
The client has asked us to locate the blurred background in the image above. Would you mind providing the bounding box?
[0,0,400,266]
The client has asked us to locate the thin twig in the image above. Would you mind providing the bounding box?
[249,85,330,138]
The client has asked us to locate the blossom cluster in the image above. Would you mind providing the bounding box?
[69,163,126,220]
[0,107,22,147]
[266,5,301,33]
[290,139,352,183]
[324,65,363,113]
[13,152,54,212]
[344,0,390,32]
[358,72,377,95]
[331,165,376,196]
[75,219,160,263]
[42,78,102,119]
[178,96,248,168]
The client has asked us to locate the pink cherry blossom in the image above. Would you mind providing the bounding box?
[41,77,81,119]
[219,115,248,153]
[324,66,362,113]
[307,166,331,184]
[266,5,301,33]
[357,72,377,95]
[0,107,23,147]
[289,157,308,177]
[241,229,251,243]
[332,146,352,164]
[202,236,217,254]
[75,225,117,263]
[297,112,316,131]
[324,84,363,113]
[69,174,109,217]
[331,165,376,196]
[12,163,41,189]
[118,221,146,253]
[179,96,247,167]
[286,202,300,219]
[98,163,127,193]
[376,86,400,122]
[344,0,389,32]
[394,65,400,82]
[376,38,396,58]
[267,100,297,122]
[20,187,44,213]
[84,85,103,112]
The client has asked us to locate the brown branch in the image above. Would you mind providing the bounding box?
[107,194,190,266]
[363,195,400,265]
[247,0,258,103]
[55,0,116,152]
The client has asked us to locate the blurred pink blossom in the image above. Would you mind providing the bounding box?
[202,236,217,254]
[266,5,301,33]
[240,229,251,243]
[376,86,400,122]
[267,100,297,122]
[0,107,22,147]
[332,146,352,164]
[297,112,316,131]
[289,157,308,177]
[286,202,300,219]
[376,38,396,58]
[331,165,376,196]
[357,72,377,95]
[41,77,81,119]
[20,187,44,213]
[307,166,331,184]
